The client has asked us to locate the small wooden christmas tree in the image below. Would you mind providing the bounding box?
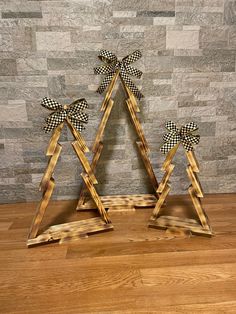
[27,97,113,247]
[149,121,213,237]
[77,49,159,211]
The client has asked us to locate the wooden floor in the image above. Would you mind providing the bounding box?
[0,193,236,313]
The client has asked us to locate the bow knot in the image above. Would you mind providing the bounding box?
[41,97,88,133]
[160,121,200,154]
[94,49,144,100]
[115,60,122,70]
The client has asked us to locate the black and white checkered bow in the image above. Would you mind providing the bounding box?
[160,121,200,154]
[94,49,144,100]
[41,97,88,133]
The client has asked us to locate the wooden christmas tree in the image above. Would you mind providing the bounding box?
[27,97,113,247]
[149,121,213,237]
[77,49,159,211]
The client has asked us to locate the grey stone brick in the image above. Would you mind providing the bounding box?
[0,59,17,76]
[137,11,175,17]
[224,0,236,24]
[2,12,42,19]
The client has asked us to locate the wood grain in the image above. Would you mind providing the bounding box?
[92,98,114,153]
[27,217,113,247]
[28,178,55,239]
[72,141,97,184]
[77,194,157,210]
[39,143,62,192]
[46,123,64,156]
[0,193,236,313]
[76,142,103,210]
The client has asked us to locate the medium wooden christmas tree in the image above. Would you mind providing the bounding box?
[77,49,159,211]
[149,121,213,237]
[27,97,113,247]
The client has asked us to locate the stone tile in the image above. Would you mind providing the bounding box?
[224,0,236,24]
[176,12,223,25]
[2,12,42,19]
[16,58,47,75]
[166,30,199,49]
[48,75,66,98]
[0,100,27,122]
[112,0,175,11]
[137,11,175,17]
[36,32,72,51]
[200,26,229,49]
[113,11,136,18]
[228,26,236,48]
[153,17,176,25]
[0,59,16,76]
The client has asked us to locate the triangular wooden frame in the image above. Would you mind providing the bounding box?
[76,70,159,211]
[27,116,113,247]
[148,144,213,237]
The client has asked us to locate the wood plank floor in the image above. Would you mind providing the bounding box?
[0,193,236,313]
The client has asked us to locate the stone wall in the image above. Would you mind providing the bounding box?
[0,0,236,203]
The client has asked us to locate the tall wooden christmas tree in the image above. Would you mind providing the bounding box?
[27,97,113,247]
[149,121,213,237]
[77,49,159,211]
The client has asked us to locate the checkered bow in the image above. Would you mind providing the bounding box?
[160,121,200,154]
[41,97,89,133]
[94,49,144,100]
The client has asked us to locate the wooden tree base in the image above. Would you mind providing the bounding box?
[149,215,213,237]
[27,217,113,247]
[77,194,157,211]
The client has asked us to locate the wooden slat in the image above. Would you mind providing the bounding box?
[157,163,175,194]
[186,165,204,198]
[76,142,104,210]
[136,141,159,194]
[92,98,114,153]
[126,98,149,153]
[28,178,55,239]
[162,143,179,171]
[186,150,199,172]
[39,144,62,192]
[81,173,110,224]
[77,194,158,210]
[27,217,113,247]
[151,184,171,218]
[149,215,213,237]
[66,119,89,153]
[46,123,64,156]
[101,70,119,111]
[122,82,140,112]
[72,141,97,184]
[188,186,210,230]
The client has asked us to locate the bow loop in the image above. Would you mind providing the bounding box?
[163,131,179,143]
[122,50,142,65]
[94,64,115,75]
[123,65,142,79]
[180,122,198,135]
[41,97,62,111]
[95,49,144,100]
[41,97,89,133]
[160,121,200,154]
[98,49,118,63]
[165,121,178,132]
